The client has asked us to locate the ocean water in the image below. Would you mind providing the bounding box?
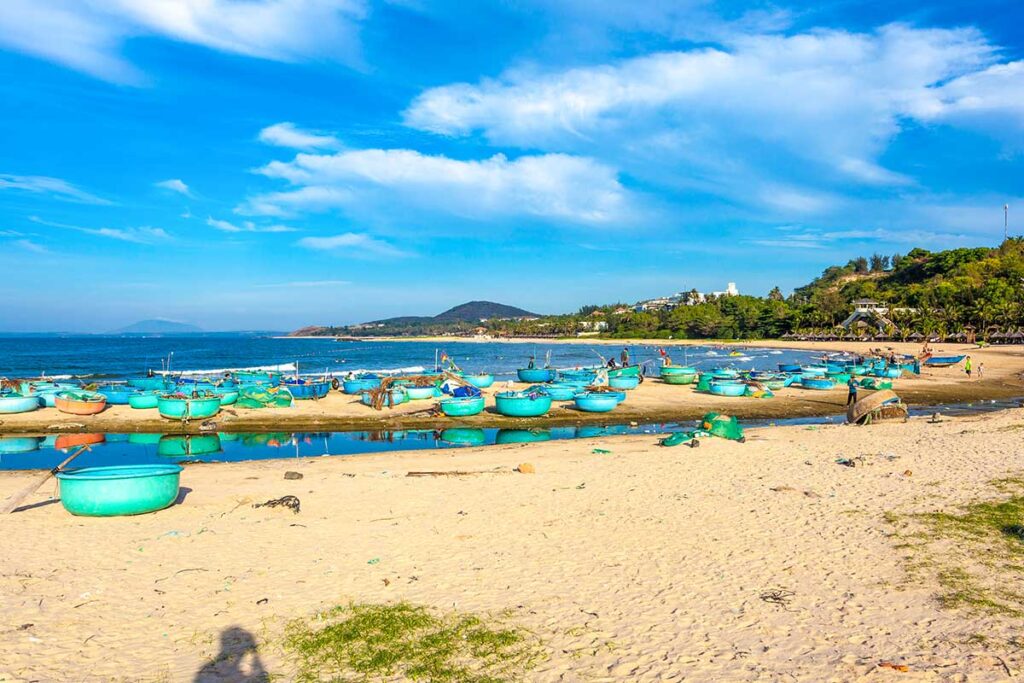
[0,336,820,380]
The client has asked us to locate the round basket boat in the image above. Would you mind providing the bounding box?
[516,368,556,383]
[0,395,41,414]
[283,379,331,400]
[660,366,697,376]
[440,395,485,417]
[57,464,182,517]
[55,391,106,415]
[608,375,640,390]
[157,394,221,421]
[463,374,494,389]
[405,385,440,400]
[534,383,577,401]
[709,381,747,397]
[662,373,696,385]
[212,388,239,406]
[778,363,802,373]
[0,436,42,454]
[127,377,172,391]
[573,392,619,413]
[95,385,139,406]
[127,391,160,409]
[801,377,836,391]
[494,391,552,417]
[342,377,382,394]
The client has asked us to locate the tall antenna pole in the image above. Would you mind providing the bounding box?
[1005,204,1010,241]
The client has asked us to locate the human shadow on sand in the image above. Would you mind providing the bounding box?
[194,626,268,682]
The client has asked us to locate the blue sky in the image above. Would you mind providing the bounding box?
[1,0,1022,332]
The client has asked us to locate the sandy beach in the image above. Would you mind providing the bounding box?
[2,342,1021,435]
[3,403,1024,681]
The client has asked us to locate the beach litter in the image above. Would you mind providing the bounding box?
[253,495,300,513]
[591,448,611,454]
[284,471,303,480]
[515,463,536,474]
[759,588,796,611]
[878,661,910,672]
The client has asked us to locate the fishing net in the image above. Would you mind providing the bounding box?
[700,412,745,441]
[659,430,709,447]
[236,386,294,409]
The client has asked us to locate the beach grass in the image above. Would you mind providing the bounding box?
[892,477,1024,616]
[282,601,542,682]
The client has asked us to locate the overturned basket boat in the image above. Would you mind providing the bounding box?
[846,390,908,425]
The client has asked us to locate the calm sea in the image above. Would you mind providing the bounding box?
[0,335,818,380]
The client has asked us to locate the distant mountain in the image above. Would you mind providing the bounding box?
[113,319,203,334]
[371,301,539,325]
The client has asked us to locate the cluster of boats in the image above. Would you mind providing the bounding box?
[0,369,332,421]
[657,355,916,398]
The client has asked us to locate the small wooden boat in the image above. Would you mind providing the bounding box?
[0,394,42,414]
[923,355,965,367]
[574,392,619,412]
[156,393,221,421]
[463,373,494,388]
[517,368,556,383]
[283,378,331,400]
[494,391,552,417]
[440,395,485,416]
[55,390,106,415]
[56,464,182,517]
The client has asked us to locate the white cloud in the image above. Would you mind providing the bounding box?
[404,24,1012,187]
[155,178,192,196]
[0,0,366,84]
[206,217,297,233]
[258,122,340,150]
[28,216,170,244]
[12,239,49,254]
[298,233,411,258]
[0,173,111,205]
[242,148,629,223]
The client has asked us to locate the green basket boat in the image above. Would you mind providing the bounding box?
[56,464,182,517]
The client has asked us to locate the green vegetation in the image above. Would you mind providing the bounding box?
[298,239,1024,340]
[889,477,1024,616]
[282,602,542,682]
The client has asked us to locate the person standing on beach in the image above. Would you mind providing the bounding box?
[620,347,630,367]
[965,355,972,378]
[847,377,859,406]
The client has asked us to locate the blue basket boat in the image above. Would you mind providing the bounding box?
[283,378,331,400]
[95,385,138,405]
[778,363,803,373]
[463,373,494,388]
[709,381,747,397]
[534,383,577,401]
[608,375,640,390]
[440,396,485,416]
[517,368,556,383]
[801,377,835,390]
[573,392,619,412]
[57,464,182,517]
[405,385,440,400]
[342,377,382,394]
[494,391,552,417]
[0,395,42,414]
[127,377,172,391]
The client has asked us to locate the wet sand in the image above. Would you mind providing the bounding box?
[2,342,1019,435]
[3,406,1024,681]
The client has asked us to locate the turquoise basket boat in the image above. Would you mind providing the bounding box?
[463,374,494,388]
[534,383,577,401]
[342,377,381,394]
[212,388,239,405]
[127,377,171,391]
[405,385,440,400]
[801,378,836,390]
[709,381,747,397]
[517,368,556,383]
[440,396,485,417]
[127,391,160,409]
[495,429,552,444]
[95,385,137,405]
[710,368,740,379]
[660,365,697,376]
[608,365,641,378]
[494,391,552,417]
[662,372,697,385]
[0,395,41,414]
[573,392,619,412]
[157,394,221,421]
[608,375,640,390]
[57,464,182,517]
